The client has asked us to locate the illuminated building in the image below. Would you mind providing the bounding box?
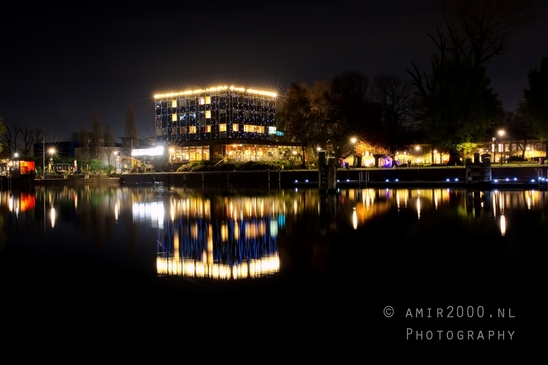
[154,85,299,164]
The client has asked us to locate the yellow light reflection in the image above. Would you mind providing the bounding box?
[500,215,506,236]
[50,207,56,228]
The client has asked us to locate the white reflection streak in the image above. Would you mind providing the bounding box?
[498,192,505,215]
[114,202,119,222]
[352,208,358,230]
[500,215,506,236]
[50,207,56,228]
[416,197,421,220]
[492,192,497,218]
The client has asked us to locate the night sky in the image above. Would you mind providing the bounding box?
[1,1,547,142]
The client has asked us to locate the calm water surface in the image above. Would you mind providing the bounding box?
[1,184,545,346]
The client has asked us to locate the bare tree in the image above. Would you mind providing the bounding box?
[440,0,537,67]
[407,0,536,162]
[1,125,22,156]
[91,112,103,159]
[104,124,116,167]
[0,116,6,154]
[410,0,538,96]
[20,127,43,157]
[371,74,420,152]
[124,104,138,148]
[78,124,91,165]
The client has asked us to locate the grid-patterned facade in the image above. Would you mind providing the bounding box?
[154,86,277,145]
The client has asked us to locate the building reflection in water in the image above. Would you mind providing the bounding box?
[2,186,547,279]
[150,192,281,280]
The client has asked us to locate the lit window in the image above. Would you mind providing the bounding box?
[205,110,211,119]
[206,96,211,104]
[199,98,205,105]
[244,125,264,133]
[172,114,177,122]
[205,125,211,133]
[190,126,196,134]
[233,124,239,132]
[219,124,226,132]
[172,100,177,107]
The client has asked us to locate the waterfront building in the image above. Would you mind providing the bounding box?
[153,85,299,165]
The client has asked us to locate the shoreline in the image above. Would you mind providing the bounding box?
[2,164,548,190]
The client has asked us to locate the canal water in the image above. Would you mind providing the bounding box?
[1,184,545,349]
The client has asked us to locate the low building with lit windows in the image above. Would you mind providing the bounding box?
[154,85,299,165]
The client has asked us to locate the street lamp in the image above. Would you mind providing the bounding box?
[114,151,120,173]
[498,130,505,165]
[48,148,55,173]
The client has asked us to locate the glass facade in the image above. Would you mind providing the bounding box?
[154,85,301,163]
[154,85,277,145]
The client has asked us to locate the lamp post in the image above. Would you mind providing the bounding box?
[498,130,505,165]
[351,137,357,167]
[48,148,55,173]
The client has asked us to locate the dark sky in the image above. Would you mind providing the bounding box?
[1,0,547,143]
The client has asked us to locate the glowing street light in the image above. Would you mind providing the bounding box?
[498,130,505,165]
[48,148,56,173]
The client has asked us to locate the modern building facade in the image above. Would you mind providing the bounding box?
[154,85,299,164]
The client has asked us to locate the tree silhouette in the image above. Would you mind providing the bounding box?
[91,112,103,159]
[406,0,535,161]
[104,124,116,167]
[519,57,548,145]
[0,116,6,154]
[124,104,138,148]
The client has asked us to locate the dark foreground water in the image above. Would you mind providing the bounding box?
[1,183,546,352]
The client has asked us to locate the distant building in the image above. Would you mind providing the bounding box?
[154,85,299,165]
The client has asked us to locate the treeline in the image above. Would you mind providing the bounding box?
[0,104,139,166]
[277,0,548,166]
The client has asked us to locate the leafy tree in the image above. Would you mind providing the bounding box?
[417,59,502,150]
[519,57,548,150]
[455,142,477,162]
[89,158,104,172]
[277,81,330,167]
[354,140,390,156]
